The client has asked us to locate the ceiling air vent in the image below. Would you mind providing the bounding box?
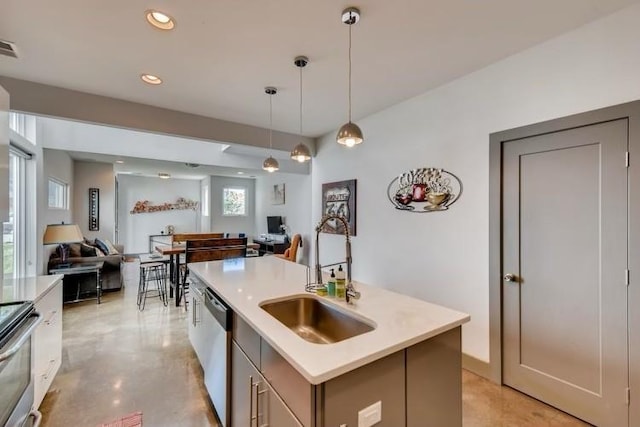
[0,39,18,58]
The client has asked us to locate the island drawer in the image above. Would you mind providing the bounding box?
[261,340,315,427]
[232,312,261,369]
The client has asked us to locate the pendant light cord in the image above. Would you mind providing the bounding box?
[299,65,303,135]
[269,93,273,150]
[348,16,353,123]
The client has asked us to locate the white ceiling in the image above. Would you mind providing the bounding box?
[66,151,261,181]
[37,115,310,176]
[1,1,638,137]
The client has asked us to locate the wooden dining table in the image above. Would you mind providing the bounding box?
[155,244,186,307]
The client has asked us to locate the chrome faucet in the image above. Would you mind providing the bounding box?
[314,214,361,304]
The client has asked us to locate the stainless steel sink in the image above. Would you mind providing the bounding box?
[260,295,375,344]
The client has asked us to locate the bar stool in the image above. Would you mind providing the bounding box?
[137,262,168,310]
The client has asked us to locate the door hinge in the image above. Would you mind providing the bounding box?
[626,151,630,167]
[626,269,630,286]
[626,387,630,405]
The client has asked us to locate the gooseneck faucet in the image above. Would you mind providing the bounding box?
[315,214,361,303]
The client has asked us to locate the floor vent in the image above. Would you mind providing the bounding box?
[0,39,18,58]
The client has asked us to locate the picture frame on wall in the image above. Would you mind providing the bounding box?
[321,179,357,236]
[272,183,285,205]
[88,187,99,231]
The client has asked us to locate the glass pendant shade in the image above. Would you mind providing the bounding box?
[337,8,363,147]
[262,86,279,173]
[291,56,312,163]
[263,156,279,173]
[290,143,311,162]
[336,121,364,147]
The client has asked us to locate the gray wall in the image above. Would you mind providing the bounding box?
[117,174,200,253]
[254,172,312,265]
[73,160,114,242]
[41,149,74,270]
[209,176,255,237]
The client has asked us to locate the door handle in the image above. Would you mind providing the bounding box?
[503,273,518,282]
[249,376,260,426]
[257,385,268,427]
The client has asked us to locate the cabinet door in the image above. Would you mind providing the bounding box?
[34,280,63,408]
[189,293,209,368]
[231,341,260,427]
[256,380,303,427]
[187,295,197,357]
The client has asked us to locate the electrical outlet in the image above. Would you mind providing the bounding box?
[358,401,382,427]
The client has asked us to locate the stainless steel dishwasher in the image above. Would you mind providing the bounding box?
[202,285,232,427]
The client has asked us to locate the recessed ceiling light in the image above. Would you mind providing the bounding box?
[141,74,162,85]
[115,160,124,164]
[237,172,244,175]
[145,10,175,30]
[158,173,171,179]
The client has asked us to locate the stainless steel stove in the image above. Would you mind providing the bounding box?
[0,301,42,427]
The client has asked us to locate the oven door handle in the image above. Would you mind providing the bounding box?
[29,410,43,427]
[0,312,42,362]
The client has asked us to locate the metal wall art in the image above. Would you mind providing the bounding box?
[130,197,199,214]
[387,168,462,213]
[321,179,357,235]
[88,188,99,230]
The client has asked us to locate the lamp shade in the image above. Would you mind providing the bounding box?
[290,143,312,162]
[262,156,280,173]
[336,121,364,147]
[43,224,84,245]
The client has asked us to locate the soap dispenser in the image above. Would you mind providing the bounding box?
[335,265,346,298]
[327,269,336,297]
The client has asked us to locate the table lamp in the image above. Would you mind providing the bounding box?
[43,223,84,268]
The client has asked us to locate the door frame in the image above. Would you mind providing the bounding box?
[488,100,640,385]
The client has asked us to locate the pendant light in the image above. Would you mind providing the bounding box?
[336,7,363,148]
[262,87,279,173]
[290,56,312,163]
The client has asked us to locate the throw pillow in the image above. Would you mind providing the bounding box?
[94,238,110,256]
[95,238,119,255]
[68,243,82,258]
[80,243,97,257]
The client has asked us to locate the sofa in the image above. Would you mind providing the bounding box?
[48,241,124,294]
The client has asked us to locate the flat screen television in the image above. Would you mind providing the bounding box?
[267,216,283,234]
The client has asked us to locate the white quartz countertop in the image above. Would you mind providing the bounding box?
[2,274,64,303]
[189,256,470,385]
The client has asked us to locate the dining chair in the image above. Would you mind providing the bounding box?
[276,234,302,263]
[180,237,248,309]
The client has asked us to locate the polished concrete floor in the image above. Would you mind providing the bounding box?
[40,266,589,427]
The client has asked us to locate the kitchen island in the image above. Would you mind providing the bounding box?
[189,256,470,427]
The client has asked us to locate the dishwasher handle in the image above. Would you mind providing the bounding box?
[204,288,232,331]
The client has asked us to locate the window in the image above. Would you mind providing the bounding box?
[202,184,210,216]
[222,187,247,216]
[9,112,36,144]
[3,146,32,279]
[48,178,69,209]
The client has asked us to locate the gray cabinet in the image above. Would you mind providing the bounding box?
[232,341,302,427]
[231,341,259,427]
[257,377,303,427]
[231,313,461,427]
[261,340,314,426]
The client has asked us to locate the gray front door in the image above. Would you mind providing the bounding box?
[502,119,628,426]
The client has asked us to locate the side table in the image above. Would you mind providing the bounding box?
[49,262,105,304]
